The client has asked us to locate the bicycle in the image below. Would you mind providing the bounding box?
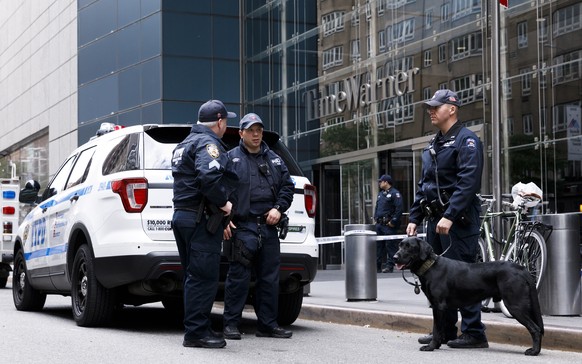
[476,193,552,317]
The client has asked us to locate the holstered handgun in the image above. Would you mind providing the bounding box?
[198,198,230,234]
[277,213,289,240]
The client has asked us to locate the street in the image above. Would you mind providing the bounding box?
[0,280,581,363]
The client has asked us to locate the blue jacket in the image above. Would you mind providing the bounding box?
[228,140,294,219]
[171,124,238,209]
[409,121,483,225]
[374,186,403,228]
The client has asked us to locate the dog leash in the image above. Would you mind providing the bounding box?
[401,271,421,295]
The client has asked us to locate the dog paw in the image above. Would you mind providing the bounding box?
[525,347,540,356]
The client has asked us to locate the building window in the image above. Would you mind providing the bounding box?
[517,21,528,48]
[520,68,532,96]
[365,0,372,21]
[452,74,483,105]
[523,114,533,135]
[538,17,548,43]
[367,35,373,58]
[351,8,360,27]
[378,93,415,127]
[500,29,508,53]
[452,0,481,21]
[451,32,483,61]
[438,44,447,63]
[424,50,432,67]
[322,11,345,37]
[425,10,433,30]
[553,50,581,85]
[502,73,512,99]
[377,0,385,16]
[423,87,432,101]
[441,3,450,22]
[506,118,515,136]
[351,39,361,62]
[378,30,386,53]
[323,46,343,70]
[553,3,582,37]
[386,18,415,46]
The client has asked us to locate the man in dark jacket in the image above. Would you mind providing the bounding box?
[406,89,487,349]
[374,174,403,273]
[172,99,238,349]
[222,113,295,340]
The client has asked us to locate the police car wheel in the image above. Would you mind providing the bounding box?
[12,249,46,311]
[277,288,303,326]
[71,245,115,327]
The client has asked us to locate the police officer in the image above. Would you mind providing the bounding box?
[172,99,238,349]
[374,174,403,273]
[222,113,294,340]
[406,89,487,349]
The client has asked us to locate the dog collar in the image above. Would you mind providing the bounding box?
[416,256,437,276]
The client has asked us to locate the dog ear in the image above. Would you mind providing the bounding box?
[418,238,433,260]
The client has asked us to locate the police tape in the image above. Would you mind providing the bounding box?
[315,233,426,245]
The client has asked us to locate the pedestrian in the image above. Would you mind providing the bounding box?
[405,89,487,349]
[171,99,238,349]
[222,113,295,340]
[374,174,403,273]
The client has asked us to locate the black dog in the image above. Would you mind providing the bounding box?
[393,237,544,356]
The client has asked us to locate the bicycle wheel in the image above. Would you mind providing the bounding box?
[500,229,547,318]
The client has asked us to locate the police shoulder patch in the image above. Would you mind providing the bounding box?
[206,144,220,159]
[466,138,477,149]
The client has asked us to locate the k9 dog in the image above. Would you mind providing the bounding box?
[393,237,544,356]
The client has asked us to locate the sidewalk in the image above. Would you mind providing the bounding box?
[300,268,582,353]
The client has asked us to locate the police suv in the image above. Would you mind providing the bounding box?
[13,123,318,327]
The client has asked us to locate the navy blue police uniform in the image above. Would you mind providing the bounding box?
[223,116,294,337]
[374,176,403,272]
[172,100,237,347]
[408,119,485,341]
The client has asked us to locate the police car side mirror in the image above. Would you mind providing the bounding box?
[19,180,41,204]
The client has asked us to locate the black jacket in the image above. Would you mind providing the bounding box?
[172,124,238,210]
[228,140,294,219]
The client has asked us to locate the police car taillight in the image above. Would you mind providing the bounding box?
[304,184,317,218]
[111,178,148,213]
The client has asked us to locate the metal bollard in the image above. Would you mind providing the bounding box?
[534,213,581,316]
[344,224,377,301]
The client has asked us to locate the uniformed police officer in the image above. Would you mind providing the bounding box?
[406,89,487,349]
[222,113,294,340]
[374,174,403,273]
[172,99,238,349]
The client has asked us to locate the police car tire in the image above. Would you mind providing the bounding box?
[71,245,115,327]
[277,288,303,326]
[12,249,47,311]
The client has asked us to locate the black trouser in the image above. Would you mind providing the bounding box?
[223,221,280,332]
[172,210,222,340]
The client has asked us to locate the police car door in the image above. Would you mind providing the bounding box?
[24,154,77,289]
[47,147,96,289]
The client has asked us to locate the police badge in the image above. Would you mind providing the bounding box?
[206,144,220,159]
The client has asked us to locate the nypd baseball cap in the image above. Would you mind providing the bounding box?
[239,113,265,130]
[425,89,461,107]
[198,100,237,122]
[378,174,393,183]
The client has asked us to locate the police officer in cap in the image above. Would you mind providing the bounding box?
[172,99,238,349]
[406,89,487,349]
[374,174,403,273]
[222,113,294,340]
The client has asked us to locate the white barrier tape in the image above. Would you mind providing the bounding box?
[315,233,426,245]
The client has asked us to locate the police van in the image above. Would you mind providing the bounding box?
[13,123,318,327]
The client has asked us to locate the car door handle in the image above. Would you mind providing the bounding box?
[70,195,79,202]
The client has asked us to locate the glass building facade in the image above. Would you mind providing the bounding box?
[1,1,581,267]
[242,0,582,266]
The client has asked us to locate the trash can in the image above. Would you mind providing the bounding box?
[344,224,377,301]
[534,213,581,316]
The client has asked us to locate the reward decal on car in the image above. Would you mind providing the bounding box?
[147,219,172,231]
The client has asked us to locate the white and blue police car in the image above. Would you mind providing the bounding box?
[13,123,318,327]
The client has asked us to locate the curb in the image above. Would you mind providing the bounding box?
[299,304,582,354]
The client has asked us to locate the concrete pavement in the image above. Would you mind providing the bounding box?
[300,268,582,353]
